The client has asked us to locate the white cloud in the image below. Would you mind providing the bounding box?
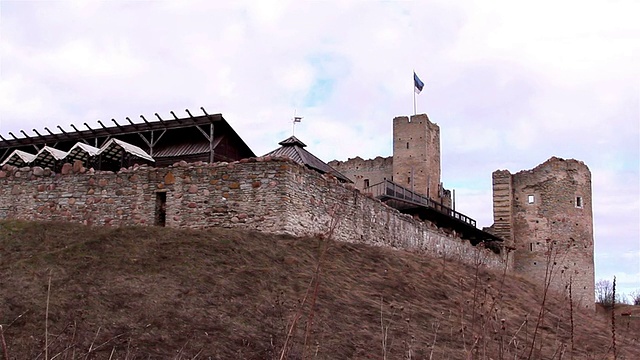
[0,0,638,287]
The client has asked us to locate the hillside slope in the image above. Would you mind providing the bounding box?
[0,221,637,359]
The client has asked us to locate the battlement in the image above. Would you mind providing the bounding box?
[393,113,437,126]
[328,156,393,170]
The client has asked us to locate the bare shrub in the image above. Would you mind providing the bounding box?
[628,290,640,306]
[596,279,625,308]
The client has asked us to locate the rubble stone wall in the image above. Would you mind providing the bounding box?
[0,158,506,271]
[494,157,595,309]
[328,156,393,191]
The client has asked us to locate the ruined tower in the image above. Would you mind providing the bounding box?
[392,114,444,203]
[491,157,595,308]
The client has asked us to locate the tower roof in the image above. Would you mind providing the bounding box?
[264,136,352,183]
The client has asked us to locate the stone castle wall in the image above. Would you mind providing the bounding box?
[0,158,506,270]
[493,157,595,309]
[328,114,451,207]
[327,156,392,190]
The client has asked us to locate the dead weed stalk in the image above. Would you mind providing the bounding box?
[611,276,617,360]
[280,200,344,360]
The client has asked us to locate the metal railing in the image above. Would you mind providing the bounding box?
[365,180,476,227]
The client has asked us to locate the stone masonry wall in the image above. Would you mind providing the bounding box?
[492,170,514,244]
[392,114,442,202]
[0,164,156,226]
[0,158,506,271]
[507,157,595,309]
[327,156,393,191]
[279,162,505,269]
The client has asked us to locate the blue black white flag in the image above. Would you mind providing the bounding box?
[414,72,424,94]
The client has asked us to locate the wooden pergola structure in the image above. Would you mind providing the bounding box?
[0,108,255,170]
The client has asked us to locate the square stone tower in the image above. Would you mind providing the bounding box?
[392,114,443,203]
[491,157,595,309]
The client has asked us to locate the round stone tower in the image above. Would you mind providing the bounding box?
[492,157,595,309]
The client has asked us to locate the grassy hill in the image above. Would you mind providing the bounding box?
[0,220,638,359]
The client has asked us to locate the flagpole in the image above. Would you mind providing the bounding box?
[292,110,296,136]
[292,110,302,136]
[413,90,417,115]
[413,70,416,115]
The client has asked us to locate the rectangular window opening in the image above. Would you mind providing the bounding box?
[155,191,167,227]
[529,243,533,251]
[364,179,370,188]
[406,142,409,149]
[527,195,535,204]
[576,196,583,208]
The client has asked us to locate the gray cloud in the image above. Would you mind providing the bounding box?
[1,0,638,294]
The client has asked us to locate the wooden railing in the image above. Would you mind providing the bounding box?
[365,180,477,227]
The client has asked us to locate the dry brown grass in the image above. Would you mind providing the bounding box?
[0,220,638,359]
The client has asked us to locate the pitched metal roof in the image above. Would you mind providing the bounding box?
[153,137,223,158]
[263,136,352,183]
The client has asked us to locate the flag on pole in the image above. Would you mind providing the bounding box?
[414,72,424,94]
[293,116,302,123]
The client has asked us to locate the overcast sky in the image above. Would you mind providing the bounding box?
[1,0,638,297]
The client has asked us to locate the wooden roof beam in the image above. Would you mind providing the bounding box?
[111,119,125,131]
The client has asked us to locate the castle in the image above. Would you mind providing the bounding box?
[329,113,595,309]
[329,114,451,207]
[0,111,595,308]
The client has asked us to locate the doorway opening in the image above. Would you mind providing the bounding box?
[155,191,167,227]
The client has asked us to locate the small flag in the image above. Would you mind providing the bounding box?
[293,116,303,123]
[414,72,424,94]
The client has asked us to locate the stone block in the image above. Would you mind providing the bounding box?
[61,163,73,175]
[72,160,84,173]
[164,172,175,185]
